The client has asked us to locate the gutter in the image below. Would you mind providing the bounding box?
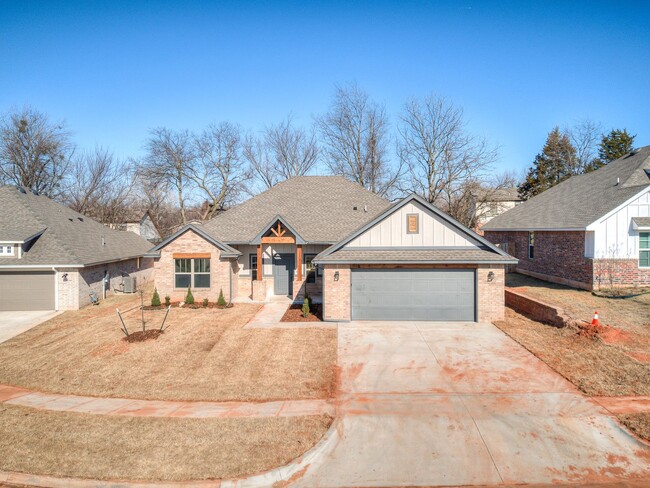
[313,259,519,265]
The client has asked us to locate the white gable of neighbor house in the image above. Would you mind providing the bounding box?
[588,188,650,259]
[345,201,481,248]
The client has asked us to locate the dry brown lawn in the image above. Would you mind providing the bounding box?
[495,308,650,397]
[0,294,337,401]
[619,413,650,443]
[0,403,331,481]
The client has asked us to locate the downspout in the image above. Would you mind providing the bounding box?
[229,258,233,305]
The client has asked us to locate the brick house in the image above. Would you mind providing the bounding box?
[483,146,650,290]
[148,177,515,322]
[0,186,154,311]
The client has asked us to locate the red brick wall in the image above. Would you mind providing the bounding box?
[484,230,593,288]
[153,230,235,303]
[477,265,505,322]
[593,259,650,287]
[505,289,570,327]
[323,264,351,321]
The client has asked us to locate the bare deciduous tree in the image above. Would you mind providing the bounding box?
[317,83,399,196]
[0,106,74,197]
[266,115,319,180]
[66,147,135,224]
[243,133,279,190]
[189,122,249,220]
[143,128,195,224]
[564,119,602,175]
[398,94,498,223]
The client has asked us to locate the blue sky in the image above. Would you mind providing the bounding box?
[1,0,648,176]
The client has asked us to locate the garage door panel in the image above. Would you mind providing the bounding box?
[0,271,55,311]
[351,269,475,321]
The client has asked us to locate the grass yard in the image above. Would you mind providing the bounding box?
[0,294,337,401]
[0,403,331,481]
[497,273,650,442]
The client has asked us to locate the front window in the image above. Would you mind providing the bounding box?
[175,258,210,288]
[249,254,258,279]
[0,245,14,256]
[528,232,535,259]
[640,232,650,268]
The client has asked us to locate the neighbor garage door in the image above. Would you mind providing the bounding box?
[351,269,475,321]
[0,271,55,311]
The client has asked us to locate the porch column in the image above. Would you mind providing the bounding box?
[256,244,262,281]
[296,244,303,282]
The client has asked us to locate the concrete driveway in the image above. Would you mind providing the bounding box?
[294,321,650,487]
[0,311,61,344]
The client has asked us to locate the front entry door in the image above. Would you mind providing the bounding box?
[273,254,295,296]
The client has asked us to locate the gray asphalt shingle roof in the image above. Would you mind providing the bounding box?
[483,146,650,231]
[314,248,516,264]
[633,217,650,228]
[0,186,154,266]
[202,176,392,243]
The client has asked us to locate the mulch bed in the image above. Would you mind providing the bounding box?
[281,303,323,322]
[123,330,163,343]
[142,302,233,310]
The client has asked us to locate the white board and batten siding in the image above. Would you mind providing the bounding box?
[586,189,650,259]
[345,201,481,249]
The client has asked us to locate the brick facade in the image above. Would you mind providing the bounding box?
[322,264,351,321]
[484,230,594,289]
[477,265,505,322]
[153,229,236,303]
[593,258,650,287]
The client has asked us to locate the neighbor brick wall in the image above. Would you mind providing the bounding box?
[484,230,594,289]
[153,230,235,303]
[593,258,650,287]
[477,265,505,322]
[323,264,351,321]
[78,258,154,308]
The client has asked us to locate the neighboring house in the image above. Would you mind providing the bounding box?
[108,210,161,243]
[0,186,154,311]
[147,176,515,322]
[483,146,650,290]
[472,187,522,233]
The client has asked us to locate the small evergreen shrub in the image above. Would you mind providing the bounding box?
[217,288,227,307]
[164,295,171,307]
[185,287,194,305]
[202,298,209,307]
[151,288,161,307]
[302,297,310,318]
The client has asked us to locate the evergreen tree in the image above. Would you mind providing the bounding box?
[585,129,636,172]
[185,287,194,305]
[518,127,577,200]
[217,288,227,307]
[151,288,161,307]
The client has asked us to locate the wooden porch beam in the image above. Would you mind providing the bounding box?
[296,244,303,282]
[261,236,295,244]
[256,244,262,281]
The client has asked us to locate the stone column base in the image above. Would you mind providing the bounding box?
[252,280,267,302]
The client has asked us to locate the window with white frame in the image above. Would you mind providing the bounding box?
[0,245,14,256]
[528,232,535,259]
[304,254,320,283]
[640,232,650,268]
[249,254,258,279]
[174,258,211,288]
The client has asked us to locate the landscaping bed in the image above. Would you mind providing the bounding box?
[0,403,332,481]
[281,303,323,322]
[0,295,337,402]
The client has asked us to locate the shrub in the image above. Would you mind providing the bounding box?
[164,295,171,307]
[302,297,310,318]
[185,287,194,305]
[217,288,227,307]
[202,298,209,307]
[151,288,161,307]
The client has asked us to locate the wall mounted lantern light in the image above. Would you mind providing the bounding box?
[62,273,68,282]
[334,271,340,281]
[487,271,495,282]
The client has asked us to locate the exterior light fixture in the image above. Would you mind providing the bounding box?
[487,271,495,282]
[62,273,68,281]
[334,271,340,281]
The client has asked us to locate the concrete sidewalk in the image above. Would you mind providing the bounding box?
[292,321,650,487]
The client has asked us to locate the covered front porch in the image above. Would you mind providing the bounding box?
[232,217,326,302]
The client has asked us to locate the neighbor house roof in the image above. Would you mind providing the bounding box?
[315,193,517,265]
[202,176,392,243]
[483,146,650,231]
[0,186,154,267]
[474,187,521,202]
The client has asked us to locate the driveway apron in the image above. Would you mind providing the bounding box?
[293,321,650,487]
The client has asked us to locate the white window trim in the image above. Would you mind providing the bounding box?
[0,244,14,256]
[640,232,650,269]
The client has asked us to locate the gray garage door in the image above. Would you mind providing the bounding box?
[351,269,475,321]
[0,271,56,311]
